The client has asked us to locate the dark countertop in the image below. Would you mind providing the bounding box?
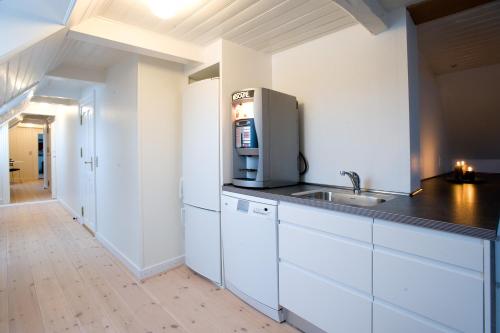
[222,174,500,240]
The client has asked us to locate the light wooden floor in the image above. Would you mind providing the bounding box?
[0,202,298,333]
[10,180,52,203]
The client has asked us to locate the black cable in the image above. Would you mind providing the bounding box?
[299,152,308,176]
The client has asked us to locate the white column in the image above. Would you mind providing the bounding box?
[0,123,10,204]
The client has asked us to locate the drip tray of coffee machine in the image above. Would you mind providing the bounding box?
[237,148,259,156]
[239,168,258,172]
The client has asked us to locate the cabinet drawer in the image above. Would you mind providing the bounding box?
[373,302,449,333]
[374,219,483,272]
[373,250,483,333]
[279,262,372,333]
[279,202,372,243]
[279,223,372,293]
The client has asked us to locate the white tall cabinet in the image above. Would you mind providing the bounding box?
[278,202,493,333]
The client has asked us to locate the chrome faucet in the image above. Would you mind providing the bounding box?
[340,171,361,195]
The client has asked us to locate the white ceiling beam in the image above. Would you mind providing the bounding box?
[47,64,106,84]
[332,0,389,34]
[68,17,204,65]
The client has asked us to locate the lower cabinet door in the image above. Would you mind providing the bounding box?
[279,262,372,333]
[373,250,483,333]
[373,303,450,333]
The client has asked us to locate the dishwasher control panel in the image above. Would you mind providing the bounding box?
[222,194,277,220]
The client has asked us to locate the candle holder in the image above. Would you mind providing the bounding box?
[453,161,466,181]
[448,161,481,184]
[463,167,476,182]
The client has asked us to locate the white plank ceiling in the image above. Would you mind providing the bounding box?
[0,29,66,110]
[70,0,359,54]
[418,1,500,75]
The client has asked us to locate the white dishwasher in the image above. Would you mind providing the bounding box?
[221,193,283,322]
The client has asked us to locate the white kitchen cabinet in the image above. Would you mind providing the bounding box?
[278,202,372,242]
[373,249,483,333]
[373,302,451,333]
[278,202,373,333]
[280,262,372,333]
[279,222,372,293]
[373,219,484,271]
[277,203,491,333]
[373,218,487,333]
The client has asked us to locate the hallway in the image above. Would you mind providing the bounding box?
[10,180,52,204]
[0,202,297,333]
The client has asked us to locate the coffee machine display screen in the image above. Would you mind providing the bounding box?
[233,101,254,120]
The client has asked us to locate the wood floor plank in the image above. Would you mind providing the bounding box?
[0,202,298,333]
[6,206,46,333]
[36,215,118,333]
[10,180,52,204]
[0,209,9,333]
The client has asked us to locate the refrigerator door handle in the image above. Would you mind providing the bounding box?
[179,177,184,200]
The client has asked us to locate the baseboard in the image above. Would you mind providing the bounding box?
[58,199,81,221]
[96,232,142,278]
[2,199,57,207]
[285,310,327,333]
[96,233,184,280]
[140,255,185,280]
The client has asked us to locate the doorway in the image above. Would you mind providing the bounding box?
[8,115,53,203]
[80,95,97,232]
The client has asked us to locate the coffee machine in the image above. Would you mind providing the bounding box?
[232,88,299,188]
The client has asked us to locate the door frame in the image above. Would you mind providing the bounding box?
[49,121,57,199]
[80,91,97,232]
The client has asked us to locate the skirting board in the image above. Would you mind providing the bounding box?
[140,255,185,280]
[58,199,81,221]
[96,232,142,278]
[2,199,57,207]
[57,201,185,280]
[96,233,185,280]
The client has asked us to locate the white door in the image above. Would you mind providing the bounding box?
[80,99,97,232]
[184,204,221,284]
[182,78,220,211]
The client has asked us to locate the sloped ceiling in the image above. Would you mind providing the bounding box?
[0,0,75,116]
[0,29,67,111]
[0,0,76,25]
[418,1,500,75]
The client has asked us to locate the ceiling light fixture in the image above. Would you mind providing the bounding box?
[147,0,198,20]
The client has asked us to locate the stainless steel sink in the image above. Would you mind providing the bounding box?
[291,189,394,207]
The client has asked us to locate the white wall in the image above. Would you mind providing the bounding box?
[436,63,500,172]
[221,40,272,185]
[137,56,185,269]
[419,56,447,179]
[94,56,142,268]
[406,11,420,190]
[53,104,81,215]
[272,9,420,193]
